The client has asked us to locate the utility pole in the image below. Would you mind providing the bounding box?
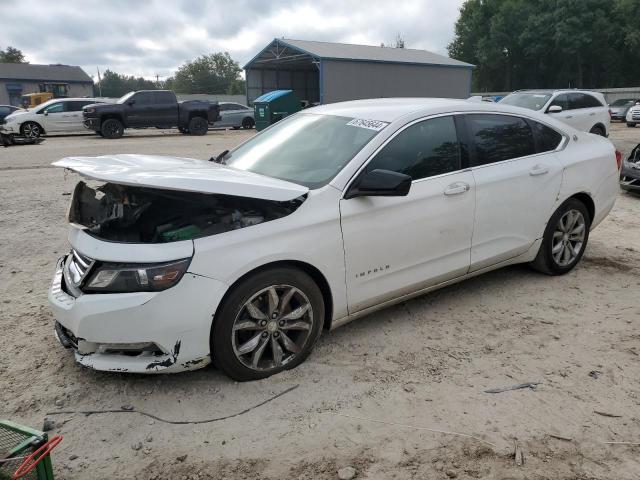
[96,67,102,97]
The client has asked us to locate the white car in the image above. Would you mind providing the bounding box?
[499,90,610,136]
[48,98,620,381]
[215,102,255,129]
[625,101,640,127]
[0,98,107,138]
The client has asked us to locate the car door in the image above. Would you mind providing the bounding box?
[39,102,66,132]
[216,104,232,126]
[124,92,153,126]
[62,101,91,131]
[340,115,475,313]
[153,91,178,126]
[546,93,580,129]
[464,113,564,271]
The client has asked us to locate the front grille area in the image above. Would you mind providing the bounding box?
[631,109,640,120]
[63,249,95,296]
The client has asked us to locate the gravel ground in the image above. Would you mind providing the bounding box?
[1,124,639,479]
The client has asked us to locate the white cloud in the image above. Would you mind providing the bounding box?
[0,0,465,80]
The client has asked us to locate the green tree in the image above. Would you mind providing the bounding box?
[95,70,159,97]
[167,52,245,94]
[0,46,27,63]
[448,0,633,91]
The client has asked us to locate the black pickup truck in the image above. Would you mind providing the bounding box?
[83,90,220,139]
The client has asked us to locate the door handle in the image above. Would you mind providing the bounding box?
[444,182,470,196]
[565,115,573,118]
[589,112,596,116]
[529,164,549,176]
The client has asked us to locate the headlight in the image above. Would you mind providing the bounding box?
[84,108,96,114]
[83,258,191,293]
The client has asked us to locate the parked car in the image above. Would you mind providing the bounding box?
[49,98,620,380]
[625,101,640,127]
[499,89,610,136]
[0,105,19,121]
[215,102,254,129]
[620,143,640,193]
[0,98,108,138]
[609,98,640,121]
[82,90,221,139]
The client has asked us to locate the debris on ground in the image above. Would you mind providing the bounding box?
[484,382,541,394]
[337,466,357,480]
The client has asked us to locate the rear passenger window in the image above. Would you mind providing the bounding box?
[467,114,535,166]
[580,93,603,108]
[365,116,460,181]
[530,121,563,152]
[154,91,175,104]
[65,101,91,112]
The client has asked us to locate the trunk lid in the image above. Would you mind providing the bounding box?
[53,154,309,201]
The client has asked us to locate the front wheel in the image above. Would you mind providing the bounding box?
[530,198,591,275]
[212,267,324,381]
[20,122,42,139]
[101,118,124,139]
[188,116,208,135]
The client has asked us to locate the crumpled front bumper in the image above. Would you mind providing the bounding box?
[620,163,640,193]
[48,255,228,373]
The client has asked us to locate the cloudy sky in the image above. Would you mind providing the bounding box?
[0,0,465,80]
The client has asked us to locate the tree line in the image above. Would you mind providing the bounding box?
[0,46,245,97]
[448,0,640,92]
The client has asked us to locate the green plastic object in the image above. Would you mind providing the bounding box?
[0,420,55,480]
[253,90,301,131]
[160,224,201,242]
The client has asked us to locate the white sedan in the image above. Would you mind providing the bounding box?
[0,98,108,138]
[48,98,620,380]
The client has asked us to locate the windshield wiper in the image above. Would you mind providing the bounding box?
[209,150,229,164]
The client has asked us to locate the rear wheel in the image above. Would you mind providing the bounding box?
[242,117,255,129]
[20,122,42,139]
[530,198,590,275]
[101,118,124,139]
[589,125,605,136]
[212,267,324,381]
[188,116,208,135]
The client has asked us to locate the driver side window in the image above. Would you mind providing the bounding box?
[548,94,569,111]
[43,103,64,114]
[365,116,461,181]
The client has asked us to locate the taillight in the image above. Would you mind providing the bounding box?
[615,150,622,170]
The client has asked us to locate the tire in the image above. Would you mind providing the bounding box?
[589,125,605,136]
[188,116,208,135]
[212,267,324,381]
[627,123,637,128]
[20,122,42,139]
[242,117,255,129]
[530,198,591,275]
[178,127,189,134]
[101,118,124,139]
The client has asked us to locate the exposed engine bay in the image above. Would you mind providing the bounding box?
[68,181,305,243]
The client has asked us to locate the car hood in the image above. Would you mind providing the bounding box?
[4,109,31,121]
[52,154,309,201]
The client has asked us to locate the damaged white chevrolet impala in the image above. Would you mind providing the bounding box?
[49,98,620,381]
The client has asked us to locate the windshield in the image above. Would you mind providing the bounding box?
[224,113,385,188]
[610,98,635,106]
[499,93,552,111]
[117,92,136,104]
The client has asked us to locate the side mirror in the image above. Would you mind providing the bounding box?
[43,111,48,116]
[345,169,412,200]
[547,105,562,113]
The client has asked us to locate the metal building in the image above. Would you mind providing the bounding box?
[244,38,474,106]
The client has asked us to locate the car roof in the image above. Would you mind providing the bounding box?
[512,89,602,95]
[306,97,551,123]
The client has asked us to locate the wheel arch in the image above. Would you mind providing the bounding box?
[567,192,595,222]
[590,122,607,135]
[100,113,124,125]
[212,260,334,333]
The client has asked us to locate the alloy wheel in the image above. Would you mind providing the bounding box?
[22,123,40,138]
[552,209,586,267]
[231,285,314,372]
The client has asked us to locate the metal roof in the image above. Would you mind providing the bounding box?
[245,38,474,69]
[0,63,93,83]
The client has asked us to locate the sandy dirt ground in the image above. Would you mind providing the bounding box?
[1,124,639,479]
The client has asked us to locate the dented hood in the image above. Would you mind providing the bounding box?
[52,154,309,201]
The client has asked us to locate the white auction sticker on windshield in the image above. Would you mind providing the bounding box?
[346,118,389,131]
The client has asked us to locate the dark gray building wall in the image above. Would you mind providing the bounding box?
[321,60,472,104]
[246,68,319,105]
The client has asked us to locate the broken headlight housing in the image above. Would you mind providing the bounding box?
[83,258,191,293]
